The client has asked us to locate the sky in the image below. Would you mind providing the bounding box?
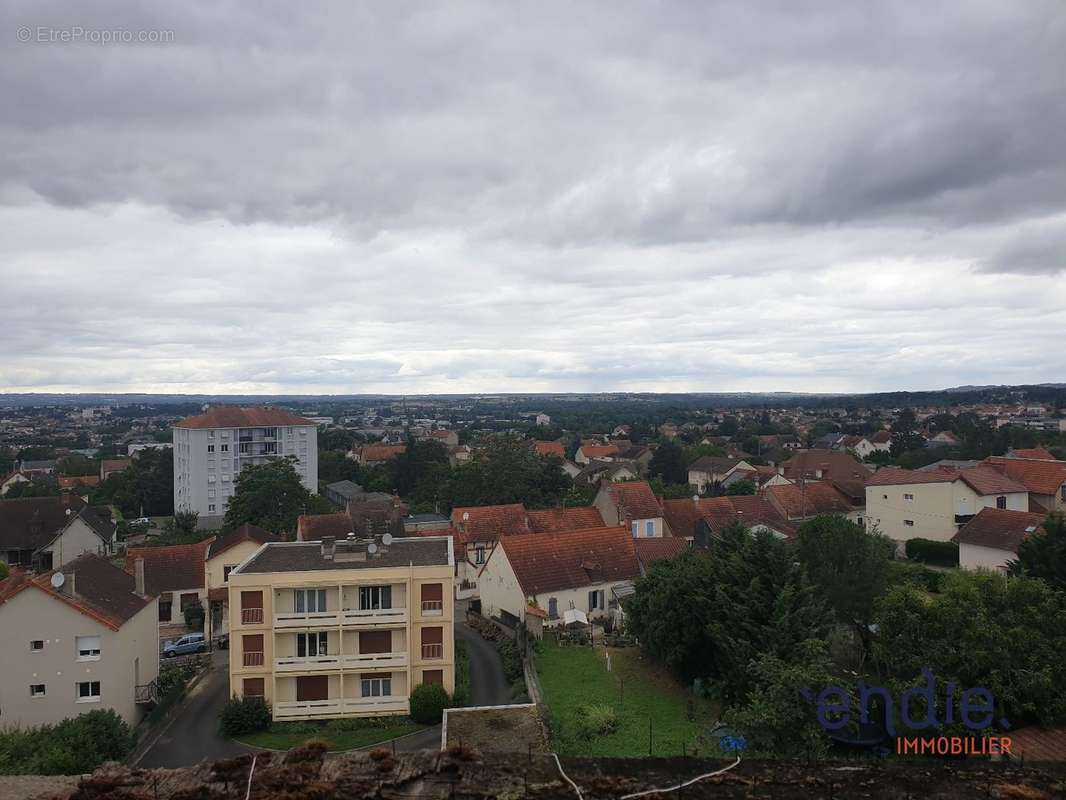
[2,1,1065,395]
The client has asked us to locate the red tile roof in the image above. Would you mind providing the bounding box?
[451,504,530,542]
[662,497,724,539]
[634,536,688,569]
[781,450,871,485]
[956,466,1029,496]
[764,482,853,518]
[579,444,619,460]
[125,541,209,594]
[175,406,316,429]
[1,554,152,631]
[952,507,1047,553]
[867,467,958,487]
[496,527,640,595]
[100,458,131,475]
[603,481,662,520]
[984,456,1066,497]
[665,496,795,539]
[870,430,892,444]
[208,522,282,558]
[533,441,566,459]
[527,506,605,532]
[358,444,407,462]
[297,512,354,542]
[1009,448,1056,461]
[58,475,100,490]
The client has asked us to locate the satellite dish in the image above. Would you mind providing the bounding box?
[367,542,378,554]
[50,572,66,589]
[381,533,393,546]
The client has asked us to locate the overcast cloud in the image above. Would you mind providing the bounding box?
[2,1,1065,394]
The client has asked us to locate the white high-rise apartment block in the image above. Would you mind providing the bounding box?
[173,407,319,527]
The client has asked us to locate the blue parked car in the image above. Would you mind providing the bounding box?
[163,632,207,657]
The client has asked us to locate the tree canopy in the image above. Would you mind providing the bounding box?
[1010,512,1066,592]
[223,457,317,535]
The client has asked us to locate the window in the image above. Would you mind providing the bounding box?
[208,431,215,439]
[30,684,46,697]
[221,444,229,452]
[422,670,443,686]
[180,593,200,611]
[904,520,915,527]
[76,635,101,660]
[630,521,638,536]
[77,681,101,702]
[294,588,328,613]
[359,585,391,610]
[474,546,485,565]
[159,600,173,621]
[903,493,914,501]
[588,589,605,610]
[208,474,217,483]
[645,520,654,537]
[30,640,44,651]
[207,444,215,453]
[361,676,392,697]
[223,565,235,582]
[996,495,1007,510]
[296,632,328,657]
[243,678,265,697]
[547,597,558,620]
[208,504,216,513]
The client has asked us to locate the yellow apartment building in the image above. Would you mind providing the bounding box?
[227,533,454,721]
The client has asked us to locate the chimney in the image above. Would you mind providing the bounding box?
[321,536,336,560]
[134,558,145,596]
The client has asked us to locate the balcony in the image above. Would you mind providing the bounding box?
[241,608,264,625]
[243,651,265,668]
[274,697,409,719]
[421,600,443,617]
[421,643,443,660]
[274,610,340,629]
[341,607,407,626]
[275,654,341,673]
[342,651,408,670]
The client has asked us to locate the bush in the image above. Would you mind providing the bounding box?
[887,560,945,593]
[184,603,205,631]
[576,703,619,736]
[0,562,9,580]
[219,694,272,737]
[496,639,524,683]
[0,709,134,775]
[409,683,450,724]
[905,538,959,568]
[453,639,471,706]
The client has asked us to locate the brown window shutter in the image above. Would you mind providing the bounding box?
[420,626,443,645]
[243,634,264,651]
[422,669,443,686]
[296,675,329,702]
[241,590,263,609]
[421,583,443,602]
[363,672,392,680]
[359,630,391,654]
[243,678,265,696]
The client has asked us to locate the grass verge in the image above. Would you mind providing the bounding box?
[235,716,426,751]
[537,635,718,758]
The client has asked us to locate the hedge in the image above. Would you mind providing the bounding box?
[496,639,524,684]
[0,709,134,775]
[409,683,450,724]
[219,695,272,737]
[905,538,959,567]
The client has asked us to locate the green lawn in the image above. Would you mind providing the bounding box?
[536,636,718,758]
[236,717,426,751]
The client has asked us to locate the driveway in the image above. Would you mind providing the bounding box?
[135,649,252,768]
[137,615,513,764]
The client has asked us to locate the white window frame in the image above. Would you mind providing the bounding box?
[76,680,101,703]
[76,635,101,661]
[294,588,327,614]
[645,520,654,537]
[359,585,391,610]
[361,676,391,697]
[296,631,329,658]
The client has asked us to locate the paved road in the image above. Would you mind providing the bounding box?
[136,650,252,768]
[136,616,512,764]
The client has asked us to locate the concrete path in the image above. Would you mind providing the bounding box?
[135,650,252,768]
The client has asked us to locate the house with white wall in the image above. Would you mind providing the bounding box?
[953,507,1047,573]
[593,480,665,538]
[478,527,640,627]
[0,554,158,728]
[0,496,115,571]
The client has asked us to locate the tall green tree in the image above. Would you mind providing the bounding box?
[648,439,687,485]
[441,436,570,510]
[223,458,312,535]
[890,409,926,456]
[1009,512,1066,592]
[796,515,894,661]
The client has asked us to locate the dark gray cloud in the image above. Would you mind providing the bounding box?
[0,1,1064,393]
